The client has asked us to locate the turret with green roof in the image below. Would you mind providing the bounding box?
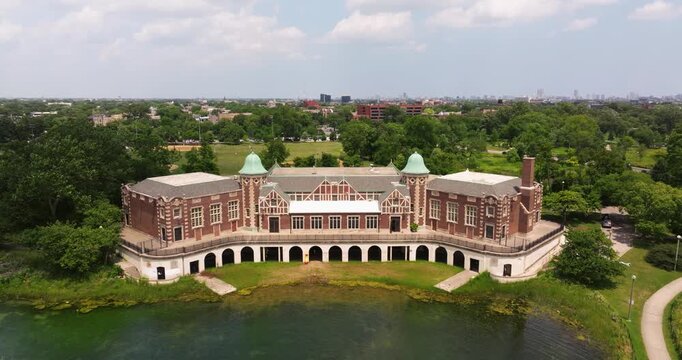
[401,152,429,175]
[239,152,268,175]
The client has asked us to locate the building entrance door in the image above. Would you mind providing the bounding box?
[390,216,401,233]
[269,217,280,233]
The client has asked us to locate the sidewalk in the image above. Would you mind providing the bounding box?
[641,277,682,360]
[434,270,478,292]
[195,275,237,295]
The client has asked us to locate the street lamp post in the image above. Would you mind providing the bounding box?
[627,274,637,321]
[675,235,681,272]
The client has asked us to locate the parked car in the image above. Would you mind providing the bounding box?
[601,216,612,229]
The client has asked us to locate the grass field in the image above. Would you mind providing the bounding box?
[475,152,520,176]
[211,142,344,175]
[599,248,682,360]
[208,261,461,290]
[669,295,682,358]
[625,147,666,169]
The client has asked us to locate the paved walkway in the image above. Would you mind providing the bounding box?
[641,277,682,360]
[434,270,478,292]
[195,275,237,295]
[601,207,634,257]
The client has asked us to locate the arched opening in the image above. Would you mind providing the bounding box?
[289,246,303,262]
[391,246,406,261]
[309,246,323,262]
[329,246,342,261]
[503,264,512,277]
[368,246,382,261]
[241,247,254,262]
[222,249,234,265]
[453,251,465,268]
[416,245,429,261]
[204,253,216,269]
[348,246,362,261]
[435,247,447,264]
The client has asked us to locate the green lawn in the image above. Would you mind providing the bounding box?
[475,152,520,176]
[599,248,682,360]
[625,148,666,169]
[211,142,343,175]
[208,261,461,290]
[669,295,682,358]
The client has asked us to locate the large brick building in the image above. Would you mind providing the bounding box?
[356,104,423,120]
[122,153,542,244]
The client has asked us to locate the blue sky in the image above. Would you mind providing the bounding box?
[0,0,680,99]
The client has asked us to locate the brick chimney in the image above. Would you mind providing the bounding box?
[521,156,535,187]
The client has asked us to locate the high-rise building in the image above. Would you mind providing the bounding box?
[341,96,351,104]
[536,88,544,99]
[320,93,331,103]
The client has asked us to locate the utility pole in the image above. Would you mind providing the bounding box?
[675,235,681,272]
[627,275,637,321]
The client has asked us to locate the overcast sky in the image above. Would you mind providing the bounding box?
[0,0,680,99]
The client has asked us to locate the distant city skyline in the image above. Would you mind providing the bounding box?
[1,0,681,99]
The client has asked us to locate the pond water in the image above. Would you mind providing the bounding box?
[0,286,601,359]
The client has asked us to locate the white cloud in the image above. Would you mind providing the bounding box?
[327,11,414,43]
[629,1,682,21]
[346,0,460,11]
[427,0,616,28]
[564,17,598,31]
[0,20,21,42]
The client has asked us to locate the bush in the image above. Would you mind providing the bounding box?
[410,223,419,232]
[554,228,624,287]
[645,243,682,271]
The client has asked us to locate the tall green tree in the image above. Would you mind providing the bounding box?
[259,139,290,168]
[553,228,624,287]
[652,126,682,187]
[543,190,592,225]
[182,141,219,174]
[340,121,375,158]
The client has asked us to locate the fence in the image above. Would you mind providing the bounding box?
[122,225,564,258]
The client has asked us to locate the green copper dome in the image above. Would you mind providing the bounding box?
[239,152,268,175]
[401,152,430,175]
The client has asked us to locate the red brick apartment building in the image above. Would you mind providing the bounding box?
[356,104,424,120]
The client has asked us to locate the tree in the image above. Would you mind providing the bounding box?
[182,141,219,174]
[339,121,375,158]
[645,243,682,271]
[319,153,339,167]
[373,123,406,165]
[543,190,592,225]
[652,126,682,187]
[217,122,245,144]
[553,228,624,287]
[260,139,289,168]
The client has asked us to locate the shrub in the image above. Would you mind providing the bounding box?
[645,243,682,271]
[410,223,419,232]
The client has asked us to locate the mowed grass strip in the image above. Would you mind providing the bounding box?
[476,152,520,176]
[208,261,461,290]
[625,147,666,169]
[211,142,343,175]
[599,248,682,360]
[669,295,682,358]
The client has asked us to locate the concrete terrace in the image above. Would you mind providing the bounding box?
[121,220,563,258]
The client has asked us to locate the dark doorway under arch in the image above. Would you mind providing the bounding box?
[368,246,382,261]
[204,253,216,269]
[289,246,303,262]
[329,246,342,261]
[435,247,447,264]
[264,247,280,262]
[503,264,512,277]
[416,245,429,261]
[309,246,323,261]
[391,246,406,261]
[453,251,465,268]
[241,247,254,262]
[222,249,234,265]
[348,246,362,261]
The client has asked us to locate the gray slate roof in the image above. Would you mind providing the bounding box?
[426,177,521,198]
[267,175,402,193]
[130,177,241,199]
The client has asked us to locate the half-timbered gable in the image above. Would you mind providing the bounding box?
[380,186,411,214]
[304,179,364,201]
[258,184,289,215]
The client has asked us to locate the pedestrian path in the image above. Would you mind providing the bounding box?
[641,277,682,360]
[434,270,478,292]
[195,275,237,295]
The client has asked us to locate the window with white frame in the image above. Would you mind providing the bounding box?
[486,206,495,217]
[190,207,203,228]
[347,216,359,229]
[447,202,458,223]
[329,216,341,229]
[228,201,239,220]
[292,216,304,229]
[209,204,222,224]
[366,216,378,229]
[311,216,322,229]
[465,205,477,226]
[173,208,181,219]
[430,200,441,219]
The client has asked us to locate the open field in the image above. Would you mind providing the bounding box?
[475,152,520,176]
[599,248,682,359]
[625,147,666,169]
[208,261,461,290]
